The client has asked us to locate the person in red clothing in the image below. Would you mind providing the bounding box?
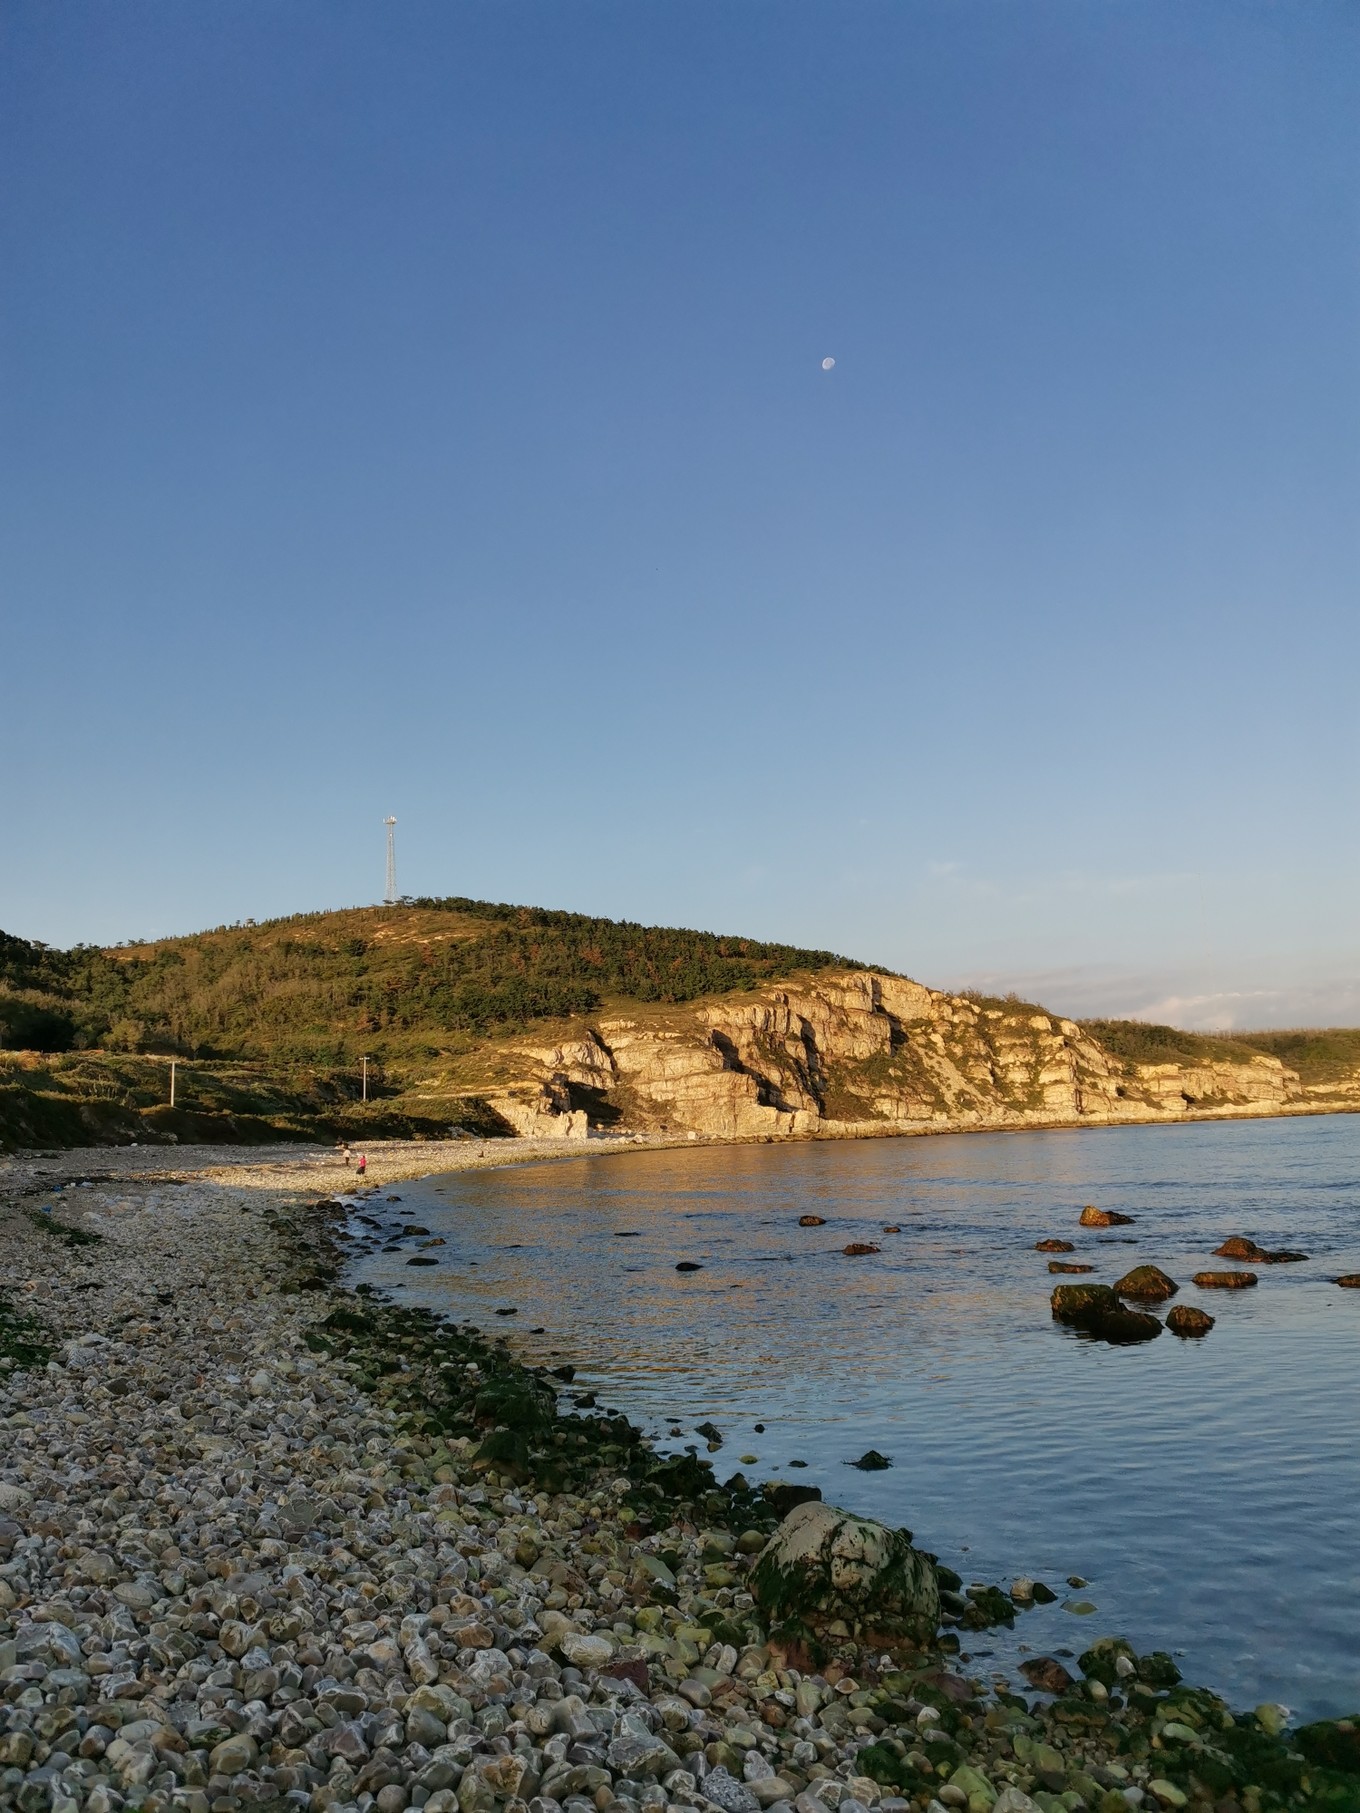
[356,1153,367,1176]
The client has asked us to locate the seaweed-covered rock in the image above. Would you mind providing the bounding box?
[1295,1716,1360,1775]
[1114,1264,1178,1300]
[1335,1273,1360,1288]
[473,1378,553,1433]
[1048,1261,1094,1274]
[750,1499,939,1644]
[1193,1270,1258,1289]
[1036,1238,1075,1252]
[1139,1650,1183,1687]
[475,1427,530,1478]
[1079,1637,1138,1685]
[1051,1284,1161,1343]
[1051,1282,1121,1325]
[962,1583,1016,1628]
[1167,1304,1215,1337]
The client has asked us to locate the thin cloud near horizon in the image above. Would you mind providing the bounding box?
[947,965,1360,1033]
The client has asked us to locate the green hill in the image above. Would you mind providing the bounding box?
[1,899,860,1064]
[0,901,864,1147]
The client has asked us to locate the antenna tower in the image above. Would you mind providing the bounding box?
[384,817,397,905]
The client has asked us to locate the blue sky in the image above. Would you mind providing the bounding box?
[3,2,1357,1028]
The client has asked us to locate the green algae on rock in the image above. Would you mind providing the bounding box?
[1051,1281,1123,1323]
[750,1498,940,1647]
[1051,1280,1163,1343]
[0,1287,52,1371]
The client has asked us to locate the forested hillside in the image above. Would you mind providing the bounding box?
[0,900,858,1063]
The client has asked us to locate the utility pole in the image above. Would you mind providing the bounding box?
[169,1060,176,1108]
[384,817,397,906]
[361,1056,369,1102]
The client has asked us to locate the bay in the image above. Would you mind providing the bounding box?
[353,1112,1360,1719]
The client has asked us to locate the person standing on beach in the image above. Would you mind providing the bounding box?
[356,1154,367,1176]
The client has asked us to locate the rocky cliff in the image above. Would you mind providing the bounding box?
[472,969,1308,1141]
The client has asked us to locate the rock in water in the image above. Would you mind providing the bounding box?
[1192,1270,1258,1289]
[1079,1205,1134,1226]
[848,1449,892,1470]
[1214,1236,1267,1261]
[1214,1236,1309,1264]
[1051,1283,1161,1343]
[1114,1264,1178,1300]
[1050,1283,1121,1326]
[1048,1261,1095,1274]
[798,1215,827,1226]
[1099,1307,1163,1343]
[1335,1273,1360,1288]
[1036,1238,1075,1252]
[750,1499,939,1644]
[842,1242,881,1256]
[1166,1304,1215,1337]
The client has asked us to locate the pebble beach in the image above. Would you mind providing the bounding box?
[1,1143,1354,1813]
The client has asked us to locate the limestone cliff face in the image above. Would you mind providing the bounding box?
[482,971,1304,1141]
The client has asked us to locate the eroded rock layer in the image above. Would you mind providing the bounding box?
[483,971,1304,1142]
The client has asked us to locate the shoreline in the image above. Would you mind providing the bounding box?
[5,1077,1357,1176]
[1,1144,1354,1813]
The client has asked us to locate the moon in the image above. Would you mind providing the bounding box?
[821,357,836,371]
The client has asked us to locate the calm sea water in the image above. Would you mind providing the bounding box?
[351,1115,1360,1721]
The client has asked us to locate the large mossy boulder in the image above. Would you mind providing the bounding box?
[750,1499,939,1646]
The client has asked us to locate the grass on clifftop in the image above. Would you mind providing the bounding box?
[1078,1019,1271,1069]
[1233,1026,1360,1086]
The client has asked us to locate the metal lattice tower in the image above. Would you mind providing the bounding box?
[384,817,397,905]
